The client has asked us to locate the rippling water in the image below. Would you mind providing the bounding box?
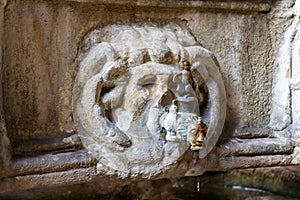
[170,171,300,200]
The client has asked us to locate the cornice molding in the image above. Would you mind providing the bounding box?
[66,0,272,12]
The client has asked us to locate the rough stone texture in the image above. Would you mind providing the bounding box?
[12,133,82,156]
[0,167,99,193]
[269,0,297,131]
[3,0,273,143]
[185,12,273,133]
[0,0,299,195]
[66,0,272,12]
[3,1,79,142]
[217,138,293,157]
[268,0,300,145]
[0,0,11,177]
[73,23,226,179]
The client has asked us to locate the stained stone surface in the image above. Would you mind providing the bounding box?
[0,0,299,195]
[73,24,226,178]
[269,0,300,133]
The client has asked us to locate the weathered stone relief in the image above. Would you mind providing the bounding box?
[269,0,300,166]
[270,0,300,134]
[73,23,226,178]
[1,0,299,195]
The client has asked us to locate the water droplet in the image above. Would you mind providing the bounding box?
[197,177,201,192]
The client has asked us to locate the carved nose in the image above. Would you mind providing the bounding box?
[158,89,175,107]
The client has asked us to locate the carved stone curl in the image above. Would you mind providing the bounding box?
[73,23,226,178]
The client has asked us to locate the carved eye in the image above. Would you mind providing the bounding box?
[140,83,155,90]
[137,75,157,94]
[138,75,156,87]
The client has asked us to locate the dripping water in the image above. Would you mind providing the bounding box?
[197,177,200,192]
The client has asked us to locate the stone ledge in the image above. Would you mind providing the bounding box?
[0,154,295,193]
[212,154,294,171]
[12,134,82,156]
[0,136,296,193]
[9,150,97,177]
[217,138,294,157]
[66,0,272,12]
[0,167,98,193]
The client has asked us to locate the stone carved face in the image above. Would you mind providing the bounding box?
[73,24,226,178]
[119,64,177,138]
[111,63,199,142]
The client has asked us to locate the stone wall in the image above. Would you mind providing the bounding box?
[2,0,272,144]
[0,0,299,194]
